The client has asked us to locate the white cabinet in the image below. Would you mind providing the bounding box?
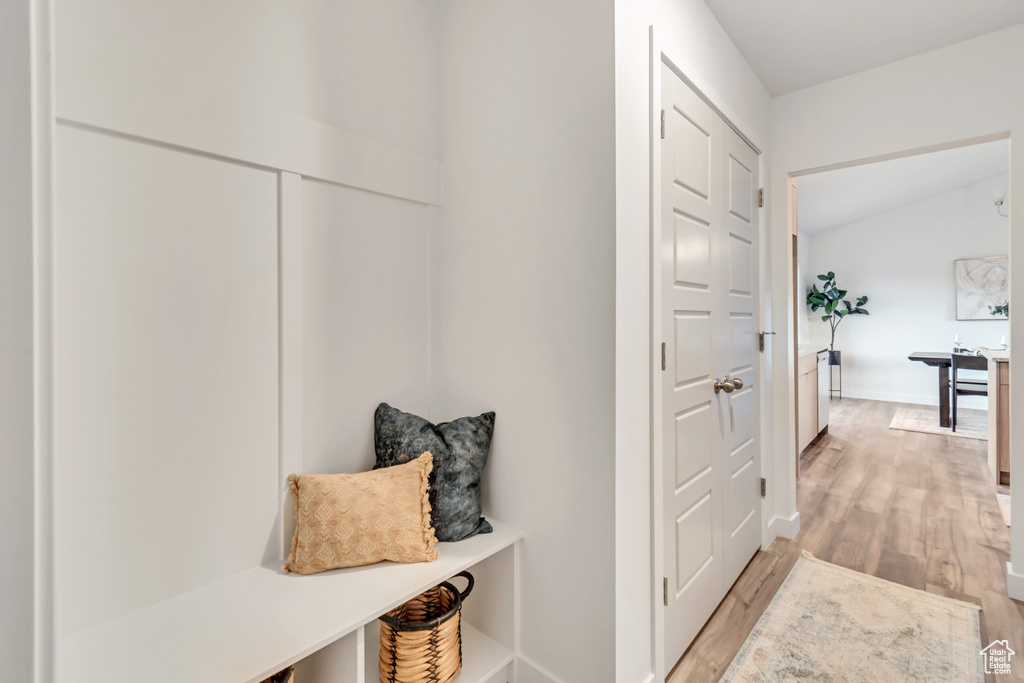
[797,349,829,453]
[798,363,817,453]
[817,351,829,433]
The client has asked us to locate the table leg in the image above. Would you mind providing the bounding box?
[938,365,950,427]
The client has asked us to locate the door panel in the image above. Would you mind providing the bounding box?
[675,493,715,590]
[728,235,754,296]
[674,313,712,385]
[673,214,711,289]
[730,315,754,372]
[727,155,754,223]
[671,108,712,200]
[661,64,724,665]
[721,123,762,587]
[674,402,713,490]
[661,62,762,670]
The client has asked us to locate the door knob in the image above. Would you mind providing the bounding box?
[714,378,735,394]
[732,378,744,390]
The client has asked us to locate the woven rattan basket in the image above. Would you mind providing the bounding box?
[259,666,293,683]
[378,571,474,683]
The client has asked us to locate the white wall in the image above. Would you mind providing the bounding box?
[53,127,281,638]
[615,1,772,680]
[437,2,616,681]
[301,180,433,477]
[55,0,441,159]
[51,0,446,656]
[769,23,1024,597]
[1,0,36,678]
[803,174,1009,406]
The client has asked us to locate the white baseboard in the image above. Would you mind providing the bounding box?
[516,658,651,683]
[1006,562,1024,601]
[839,389,936,406]
[772,511,800,539]
[837,389,988,411]
[516,655,567,683]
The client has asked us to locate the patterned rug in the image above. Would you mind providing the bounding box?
[721,552,983,682]
[997,493,1011,527]
[888,406,987,441]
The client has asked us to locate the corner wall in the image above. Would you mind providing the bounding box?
[436,2,617,681]
[805,175,1009,406]
[615,1,772,680]
[770,23,1024,598]
[0,0,37,678]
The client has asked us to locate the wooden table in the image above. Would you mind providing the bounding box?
[908,352,951,427]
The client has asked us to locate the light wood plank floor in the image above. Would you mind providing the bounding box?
[668,398,1024,683]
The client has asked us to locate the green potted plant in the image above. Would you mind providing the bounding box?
[807,271,869,365]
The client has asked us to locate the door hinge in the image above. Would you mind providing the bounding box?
[660,109,666,139]
[760,477,767,497]
[758,331,775,352]
[663,577,668,606]
[758,188,764,208]
[661,342,666,371]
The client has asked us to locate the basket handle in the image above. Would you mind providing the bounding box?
[377,571,475,632]
[450,570,474,602]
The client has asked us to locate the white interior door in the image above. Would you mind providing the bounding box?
[660,63,762,670]
[720,124,761,587]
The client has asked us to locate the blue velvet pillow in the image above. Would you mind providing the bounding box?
[373,403,494,542]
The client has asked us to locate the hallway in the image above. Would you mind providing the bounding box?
[669,398,1024,682]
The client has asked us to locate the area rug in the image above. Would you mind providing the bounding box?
[997,493,1011,527]
[720,551,983,682]
[888,406,987,441]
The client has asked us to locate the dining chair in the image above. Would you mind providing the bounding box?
[951,352,988,432]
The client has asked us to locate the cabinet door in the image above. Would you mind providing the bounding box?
[798,369,817,452]
[817,353,829,432]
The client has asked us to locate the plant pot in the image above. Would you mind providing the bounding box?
[828,350,841,366]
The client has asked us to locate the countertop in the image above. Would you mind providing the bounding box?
[798,345,828,358]
[980,348,1010,363]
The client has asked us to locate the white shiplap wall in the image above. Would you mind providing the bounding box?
[52,0,442,656]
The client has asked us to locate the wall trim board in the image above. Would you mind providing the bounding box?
[655,29,770,154]
[772,511,800,540]
[278,171,303,562]
[516,655,566,683]
[765,515,778,550]
[30,0,56,679]
[790,132,1010,179]
[56,49,442,207]
[1006,562,1024,601]
[647,28,666,683]
[836,391,940,407]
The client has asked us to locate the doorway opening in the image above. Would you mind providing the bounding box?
[790,136,1010,481]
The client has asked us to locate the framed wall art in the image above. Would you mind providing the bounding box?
[955,256,1008,320]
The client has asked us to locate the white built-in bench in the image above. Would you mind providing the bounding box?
[58,521,522,683]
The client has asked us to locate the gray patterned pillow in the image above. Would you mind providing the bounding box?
[373,403,494,542]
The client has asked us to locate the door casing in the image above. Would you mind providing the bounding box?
[649,42,770,681]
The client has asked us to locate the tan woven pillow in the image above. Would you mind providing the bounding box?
[284,452,438,574]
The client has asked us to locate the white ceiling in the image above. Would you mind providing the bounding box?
[797,140,1009,235]
[703,0,1024,95]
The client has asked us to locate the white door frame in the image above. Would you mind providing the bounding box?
[648,31,770,682]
